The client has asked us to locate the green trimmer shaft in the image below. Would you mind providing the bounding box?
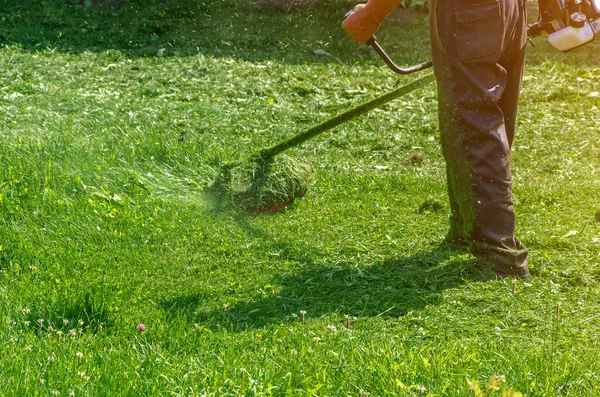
[211,38,434,214]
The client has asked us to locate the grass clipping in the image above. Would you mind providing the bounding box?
[211,154,314,213]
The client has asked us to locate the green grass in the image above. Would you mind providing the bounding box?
[1,0,600,395]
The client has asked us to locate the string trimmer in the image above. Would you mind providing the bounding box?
[211,37,433,214]
[212,0,600,214]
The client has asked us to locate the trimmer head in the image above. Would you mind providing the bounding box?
[211,154,314,214]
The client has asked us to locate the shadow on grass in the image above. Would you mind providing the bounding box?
[159,187,493,331]
[0,0,362,62]
[0,0,208,56]
[161,237,486,331]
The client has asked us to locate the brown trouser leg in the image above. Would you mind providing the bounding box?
[429,0,529,276]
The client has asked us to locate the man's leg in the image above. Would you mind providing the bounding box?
[429,0,529,277]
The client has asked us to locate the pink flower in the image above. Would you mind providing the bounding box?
[136,323,146,331]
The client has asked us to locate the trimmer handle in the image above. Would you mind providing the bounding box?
[366,36,433,75]
[344,9,433,75]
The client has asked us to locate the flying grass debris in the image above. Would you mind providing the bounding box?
[211,154,314,214]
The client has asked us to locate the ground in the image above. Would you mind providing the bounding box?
[0,0,599,395]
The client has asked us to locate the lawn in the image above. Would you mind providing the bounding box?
[0,0,599,395]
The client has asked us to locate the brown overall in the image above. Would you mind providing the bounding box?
[429,0,530,277]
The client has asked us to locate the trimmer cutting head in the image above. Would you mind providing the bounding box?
[211,154,314,214]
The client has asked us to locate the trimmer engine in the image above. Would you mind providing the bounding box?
[528,0,600,51]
